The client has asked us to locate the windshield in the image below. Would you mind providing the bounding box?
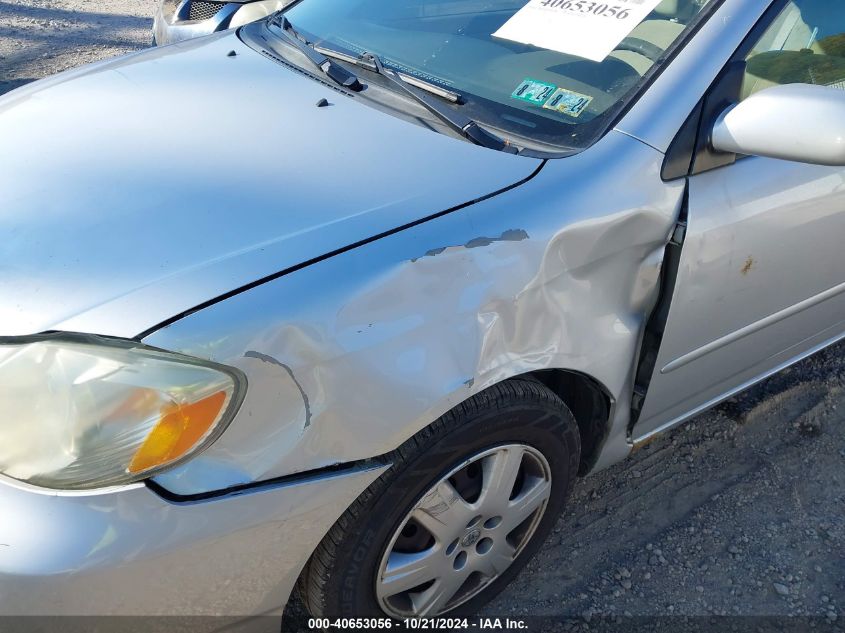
[269,0,715,150]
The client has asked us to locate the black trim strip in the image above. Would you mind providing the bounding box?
[135,159,547,339]
[690,0,791,176]
[145,456,390,503]
[628,183,688,431]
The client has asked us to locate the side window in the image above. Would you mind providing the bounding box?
[742,0,845,99]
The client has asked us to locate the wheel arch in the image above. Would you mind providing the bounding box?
[520,369,613,475]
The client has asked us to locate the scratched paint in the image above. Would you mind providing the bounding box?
[244,350,312,428]
[146,130,685,496]
[411,229,530,262]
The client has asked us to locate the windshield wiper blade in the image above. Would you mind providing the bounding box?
[315,46,461,103]
[357,51,518,154]
[271,15,362,92]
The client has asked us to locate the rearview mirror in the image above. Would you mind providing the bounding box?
[710,83,845,166]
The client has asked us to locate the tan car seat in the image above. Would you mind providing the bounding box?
[743,1,845,98]
[608,0,686,75]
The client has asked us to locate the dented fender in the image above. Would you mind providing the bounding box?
[144,130,686,496]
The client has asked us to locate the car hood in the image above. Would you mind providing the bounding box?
[0,31,541,338]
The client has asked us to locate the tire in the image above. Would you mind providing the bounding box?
[299,378,581,619]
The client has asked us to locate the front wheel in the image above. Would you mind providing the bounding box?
[299,379,581,618]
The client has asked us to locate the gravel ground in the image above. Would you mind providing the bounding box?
[0,0,152,94]
[1,5,843,631]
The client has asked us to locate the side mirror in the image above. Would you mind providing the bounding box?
[710,83,845,166]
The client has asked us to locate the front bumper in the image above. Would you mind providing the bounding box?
[0,465,384,618]
[153,0,286,45]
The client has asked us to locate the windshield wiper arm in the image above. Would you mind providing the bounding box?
[357,52,517,154]
[315,45,461,103]
[270,15,362,92]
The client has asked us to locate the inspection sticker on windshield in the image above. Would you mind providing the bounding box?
[542,87,593,117]
[511,78,557,105]
[493,0,665,63]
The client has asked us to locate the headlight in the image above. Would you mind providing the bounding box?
[0,334,245,490]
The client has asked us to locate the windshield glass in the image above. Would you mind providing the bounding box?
[271,0,715,150]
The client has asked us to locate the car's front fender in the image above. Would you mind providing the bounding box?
[144,130,684,496]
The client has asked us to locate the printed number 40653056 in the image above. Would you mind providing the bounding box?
[538,1,633,19]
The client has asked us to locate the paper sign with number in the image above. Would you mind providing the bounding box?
[493,0,665,63]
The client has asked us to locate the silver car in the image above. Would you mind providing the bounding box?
[2,0,845,625]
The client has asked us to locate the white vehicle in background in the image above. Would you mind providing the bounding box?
[153,0,288,44]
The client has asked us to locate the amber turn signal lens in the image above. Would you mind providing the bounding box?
[0,336,243,490]
[128,390,228,474]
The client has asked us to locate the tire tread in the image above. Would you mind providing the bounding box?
[299,378,580,617]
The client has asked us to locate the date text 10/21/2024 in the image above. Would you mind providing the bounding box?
[307,618,529,629]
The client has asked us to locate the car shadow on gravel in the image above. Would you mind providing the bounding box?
[0,79,34,95]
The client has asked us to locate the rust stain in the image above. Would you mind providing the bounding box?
[740,256,755,276]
